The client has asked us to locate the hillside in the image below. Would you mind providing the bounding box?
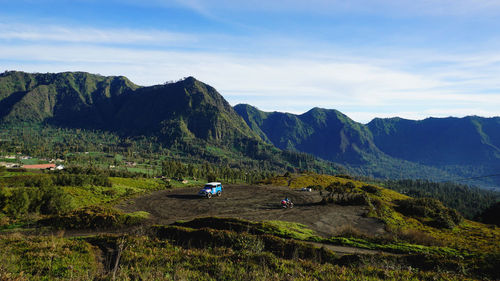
[368,116,500,165]
[0,169,498,280]
[0,71,138,127]
[2,71,500,187]
[0,71,339,174]
[0,72,257,142]
[235,104,500,187]
[235,104,379,164]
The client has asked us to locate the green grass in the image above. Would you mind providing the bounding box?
[261,220,316,240]
[0,234,99,280]
[0,232,484,281]
[109,177,164,190]
[20,158,49,165]
[125,211,150,220]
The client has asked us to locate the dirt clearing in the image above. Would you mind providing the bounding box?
[118,185,387,238]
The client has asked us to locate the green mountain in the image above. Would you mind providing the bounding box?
[367,116,500,166]
[234,104,379,164]
[0,71,338,174]
[112,77,261,144]
[0,71,257,142]
[235,104,500,187]
[0,71,138,127]
[2,71,500,187]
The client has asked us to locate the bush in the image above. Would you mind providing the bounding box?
[41,206,146,229]
[101,188,118,197]
[395,229,445,246]
[0,186,7,211]
[7,188,30,217]
[40,186,74,215]
[24,175,54,188]
[396,198,464,229]
[41,206,121,229]
[361,185,381,195]
[336,174,353,179]
[337,193,371,206]
[476,201,500,226]
[153,225,336,263]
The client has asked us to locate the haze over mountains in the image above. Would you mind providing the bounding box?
[1,71,499,188]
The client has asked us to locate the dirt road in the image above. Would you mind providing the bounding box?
[118,185,387,238]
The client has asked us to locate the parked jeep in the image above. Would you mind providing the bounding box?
[198,182,223,198]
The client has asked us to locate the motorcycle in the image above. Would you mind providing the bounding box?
[281,200,294,208]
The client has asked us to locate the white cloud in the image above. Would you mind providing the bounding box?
[0,23,196,46]
[1,22,499,123]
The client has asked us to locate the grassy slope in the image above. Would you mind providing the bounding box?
[264,173,499,254]
[0,171,498,280]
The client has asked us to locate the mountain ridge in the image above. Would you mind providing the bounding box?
[235,103,500,188]
[2,71,499,188]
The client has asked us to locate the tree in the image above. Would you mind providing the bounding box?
[7,189,30,217]
[207,173,217,182]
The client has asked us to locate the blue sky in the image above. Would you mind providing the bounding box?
[1,0,500,122]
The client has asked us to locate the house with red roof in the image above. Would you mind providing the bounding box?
[22,164,56,170]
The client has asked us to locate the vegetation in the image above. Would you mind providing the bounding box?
[2,214,498,280]
[0,168,499,280]
[476,201,500,226]
[395,198,463,229]
[382,179,499,219]
[3,71,500,188]
[236,104,500,188]
[0,71,499,279]
[40,206,149,229]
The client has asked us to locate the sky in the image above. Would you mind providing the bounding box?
[1,0,500,123]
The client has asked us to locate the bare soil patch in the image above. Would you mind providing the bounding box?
[117,185,387,238]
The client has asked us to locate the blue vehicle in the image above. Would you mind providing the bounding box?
[198,182,223,198]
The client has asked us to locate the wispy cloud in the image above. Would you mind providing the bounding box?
[2,37,499,123]
[1,18,499,123]
[0,23,196,46]
[153,0,500,17]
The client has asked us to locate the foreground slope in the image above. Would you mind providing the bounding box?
[2,170,498,280]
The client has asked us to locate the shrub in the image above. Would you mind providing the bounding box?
[24,175,54,188]
[122,211,150,226]
[0,186,7,211]
[477,201,500,226]
[337,193,371,206]
[41,206,121,229]
[395,229,445,246]
[361,185,381,195]
[7,188,30,217]
[102,188,118,197]
[40,186,74,215]
[396,198,464,229]
[41,206,145,229]
[153,225,336,263]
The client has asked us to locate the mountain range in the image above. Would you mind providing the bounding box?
[1,71,499,188]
